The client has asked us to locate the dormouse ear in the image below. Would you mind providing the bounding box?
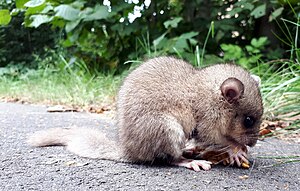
[251,74,261,87]
[221,77,244,104]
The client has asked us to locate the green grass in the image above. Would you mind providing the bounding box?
[0,67,122,107]
[258,61,300,119]
[1,59,299,117]
[252,60,300,137]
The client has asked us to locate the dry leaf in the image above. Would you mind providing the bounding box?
[259,129,272,136]
[87,105,112,114]
[47,105,78,112]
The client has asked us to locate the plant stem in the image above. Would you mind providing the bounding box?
[200,21,214,66]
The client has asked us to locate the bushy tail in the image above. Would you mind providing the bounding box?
[27,127,124,161]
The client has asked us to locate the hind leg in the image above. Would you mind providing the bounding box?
[120,114,186,162]
[120,114,212,171]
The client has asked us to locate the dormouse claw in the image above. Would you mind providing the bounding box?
[227,147,248,167]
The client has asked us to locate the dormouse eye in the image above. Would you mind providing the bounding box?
[244,116,255,128]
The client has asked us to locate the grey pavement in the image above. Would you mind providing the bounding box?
[0,102,299,191]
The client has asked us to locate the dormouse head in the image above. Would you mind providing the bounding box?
[220,76,263,147]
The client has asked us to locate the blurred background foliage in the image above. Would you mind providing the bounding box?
[0,0,299,73]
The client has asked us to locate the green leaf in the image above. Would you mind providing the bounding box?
[248,54,262,63]
[65,19,81,32]
[82,5,109,21]
[51,18,65,28]
[10,9,20,16]
[62,38,73,47]
[24,0,45,8]
[221,44,243,60]
[250,3,266,19]
[228,7,242,17]
[245,45,254,52]
[29,15,53,27]
[41,4,53,14]
[16,0,29,9]
[0,9,12,25]
[238,57,250,68]
[153,32,167,47]
[179,31,199,39]
[163,17,183,29]
[178,31,199,46]
[242,2,254,11]
[246,45,260,54]
[235,2,254,11]
[122,23,138,35]
[189,38,198,45]
[68,29,80,42]
[174,38,189,52]
[269,7,284,22]
[54,5,80,21]
[80,7,93,17]
[25,3,46,16]
[251,37,268,48]
[71,1,85,9]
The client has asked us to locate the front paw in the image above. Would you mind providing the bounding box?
[226,146,249,167]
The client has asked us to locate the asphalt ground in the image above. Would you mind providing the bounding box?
[0,102,299,191]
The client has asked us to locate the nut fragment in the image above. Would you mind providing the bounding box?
[238,175,249,179]
[241,162,250,168]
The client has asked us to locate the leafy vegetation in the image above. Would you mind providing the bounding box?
[1,0,298,69]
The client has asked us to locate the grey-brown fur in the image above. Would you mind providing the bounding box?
[117,56,263,163]
[28,56,263,166]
